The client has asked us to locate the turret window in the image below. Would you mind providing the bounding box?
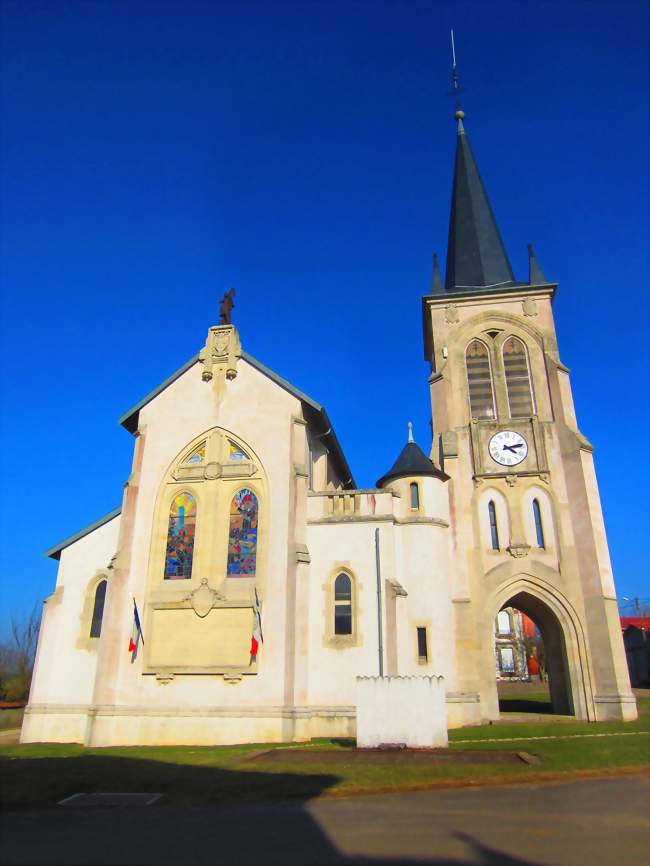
[503,337,535,418]
[488,500,500,550]
[533,498,545,548]
[410,482,420,509]
[466,340,496,420]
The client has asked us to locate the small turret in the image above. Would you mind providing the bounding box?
[376,425,447,488]
[527,243,549,285]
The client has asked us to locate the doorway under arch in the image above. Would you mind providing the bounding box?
[495,591,574,717]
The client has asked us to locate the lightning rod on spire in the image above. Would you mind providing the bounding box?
[450,29,464,115]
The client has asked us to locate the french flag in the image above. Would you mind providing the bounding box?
[250,589,263,661]
[129,599,144,662]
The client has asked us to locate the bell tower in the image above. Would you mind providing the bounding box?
[422,105,636,722]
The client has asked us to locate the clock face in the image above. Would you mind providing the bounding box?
[488,430,528,467]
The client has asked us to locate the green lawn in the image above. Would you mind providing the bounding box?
[2,709,648,810]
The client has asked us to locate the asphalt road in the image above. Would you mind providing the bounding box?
[1,776,648,866]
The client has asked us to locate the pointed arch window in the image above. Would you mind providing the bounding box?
[89,580,107,638]
[466,340,496,420]
[503,336,535,418]
[164,492,196,580]
[334,573,353,635]
[227,488,258,575]
[184,442,206,465]
[532,498,545,548]
[488,500,500,550]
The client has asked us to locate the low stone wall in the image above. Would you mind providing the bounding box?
[356,675,448,748]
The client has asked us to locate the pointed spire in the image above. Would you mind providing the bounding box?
[407,421,414,443]
[444,111,518,292]
[527,243,548,284]
[430,253,444,294]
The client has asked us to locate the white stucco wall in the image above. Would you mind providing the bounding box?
[27,514,121,708]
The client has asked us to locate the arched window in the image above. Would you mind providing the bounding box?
[533,498,545,548]
[488,500,500,550]
[466,340,496,420]
[89,580,107,638]
[503,336,535,418]
[410,482,419,509]
[496,610,511,635]
[227,488,259,575]
[164,492,196,580]
[334,573,352,635]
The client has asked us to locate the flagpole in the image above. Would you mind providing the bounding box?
[133,596,144,644]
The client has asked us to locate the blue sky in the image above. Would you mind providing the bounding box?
[1,0,648,633]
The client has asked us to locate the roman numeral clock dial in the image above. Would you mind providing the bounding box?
[488,430,528,467]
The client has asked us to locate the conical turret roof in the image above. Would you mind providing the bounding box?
[376,425,448,488]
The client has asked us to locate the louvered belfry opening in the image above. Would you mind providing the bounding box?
[503,337,534,417]
[466,340,495,420]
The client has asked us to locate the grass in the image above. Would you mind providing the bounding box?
[1,708,648,810]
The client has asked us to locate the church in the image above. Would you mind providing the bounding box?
[22,103,637,747]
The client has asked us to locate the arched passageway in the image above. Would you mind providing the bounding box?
[495,591,574,716]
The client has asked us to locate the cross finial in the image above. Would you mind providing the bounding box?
[407,421,414,443]
[219,288,236,325]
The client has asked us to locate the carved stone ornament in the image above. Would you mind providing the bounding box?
[204,462,222,480]
[522,298,538,317]
[184,579,225,618]
[507,542,531,559]
[505,474,518,487]
[445,303,460,324]
[199,324,241,382]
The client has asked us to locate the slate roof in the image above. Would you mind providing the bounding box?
[376,441,449,488]
[441,113,519,293]
[45,507,122,560]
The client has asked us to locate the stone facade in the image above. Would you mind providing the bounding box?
[23,106,636,747]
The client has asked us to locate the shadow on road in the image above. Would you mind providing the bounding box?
[0,752,547,865]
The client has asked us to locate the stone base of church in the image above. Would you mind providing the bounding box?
[593,694,639,722]
[21,704,359,747]
[21,695,488,746]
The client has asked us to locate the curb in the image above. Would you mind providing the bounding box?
[317,765,650,800]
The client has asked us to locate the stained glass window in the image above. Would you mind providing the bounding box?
[185,443,206,464]
[227,488,258,575]
[228,441,249,462]
[89,580,107,638]
[466,340,496,420]
[164,492,196,580]
[334,573,352,635]
[503,337,535,417]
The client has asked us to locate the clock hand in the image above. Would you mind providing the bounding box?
[502,443,523,453]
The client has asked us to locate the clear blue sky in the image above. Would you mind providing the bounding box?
[1,0,648,633]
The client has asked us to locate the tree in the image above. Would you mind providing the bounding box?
[0,606,41,702]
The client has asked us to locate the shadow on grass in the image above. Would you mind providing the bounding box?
[0,752,547,866]
[499,698,553,714]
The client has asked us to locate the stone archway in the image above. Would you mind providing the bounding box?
[499,591,572,715]
[485,577,595,721]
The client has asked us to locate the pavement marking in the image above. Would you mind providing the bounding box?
[454,731,648,744]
